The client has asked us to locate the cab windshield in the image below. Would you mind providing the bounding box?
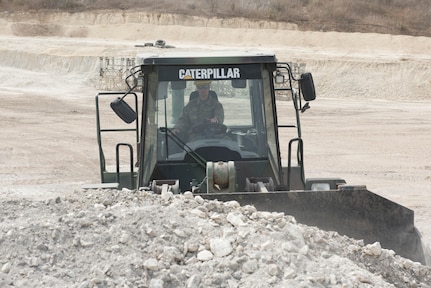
[155,64,269,162]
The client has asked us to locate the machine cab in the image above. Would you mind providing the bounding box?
[102,50,316,192]
[138,51,283,192]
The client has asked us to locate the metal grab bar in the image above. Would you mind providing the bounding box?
[116,143,134,189]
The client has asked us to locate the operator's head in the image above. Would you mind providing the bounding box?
[194,80,211,100]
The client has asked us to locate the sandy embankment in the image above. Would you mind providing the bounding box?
[1,10,431,102]
[1,10,431,252]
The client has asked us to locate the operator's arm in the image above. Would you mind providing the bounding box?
[173,105,190,133]
[213,101,224,123]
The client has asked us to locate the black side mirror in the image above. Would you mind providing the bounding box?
[110,97,137,124]
[300,72,316,101]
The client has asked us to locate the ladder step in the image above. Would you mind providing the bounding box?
[81,183,119,190]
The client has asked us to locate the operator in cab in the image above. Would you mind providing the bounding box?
[172,80,224,142]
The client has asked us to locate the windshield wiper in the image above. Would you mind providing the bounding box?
[159,127,207,169]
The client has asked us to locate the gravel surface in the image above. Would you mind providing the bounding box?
[1,189,430,287]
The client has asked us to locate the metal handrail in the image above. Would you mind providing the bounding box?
[116,143,134,189]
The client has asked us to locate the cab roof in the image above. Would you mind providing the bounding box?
[137,50,277,66]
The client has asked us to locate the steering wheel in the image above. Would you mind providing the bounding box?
[192,121,227,136]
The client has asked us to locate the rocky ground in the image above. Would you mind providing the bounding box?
[1,189,430,287]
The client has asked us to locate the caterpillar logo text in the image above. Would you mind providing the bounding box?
[179,67,240,80]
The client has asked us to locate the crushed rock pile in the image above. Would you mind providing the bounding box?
[0,189,430,288]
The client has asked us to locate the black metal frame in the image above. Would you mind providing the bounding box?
[95,92,139,187]
[274,63,306,190]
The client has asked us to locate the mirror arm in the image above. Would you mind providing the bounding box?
[122,65,141,99]
[301,102,310,113]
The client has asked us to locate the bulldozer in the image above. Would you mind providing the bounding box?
[92,50,429,265]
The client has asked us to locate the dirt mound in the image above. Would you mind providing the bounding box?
[1,189,429,287]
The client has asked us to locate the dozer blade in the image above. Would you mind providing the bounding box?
[200,185,428,265]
